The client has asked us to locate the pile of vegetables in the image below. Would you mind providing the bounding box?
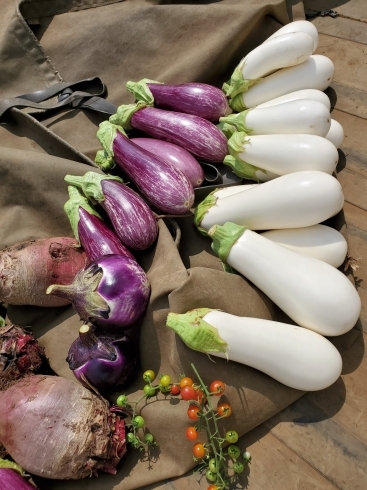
[0,18,361,490]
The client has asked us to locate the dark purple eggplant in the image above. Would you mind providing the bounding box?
[131,137,204,188]
[109,104,228,163]
[0,460,37,489]
[65,173,158,250]
[95,122,195,215]
[67,324,137,393]
[64,185,135,261]
[126,78,230,122]
[47,254,150,330]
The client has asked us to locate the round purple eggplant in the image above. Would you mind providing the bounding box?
[66,324,137,393]
[65,173,158,250]
[126,78,230,122]
[64,185,135,261]
[131,137,204,188]
[47,254,150,330]
[95,122,195,215]
[109,105,228,163]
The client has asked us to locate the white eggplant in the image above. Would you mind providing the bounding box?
[194,171,344,232]
[261,224,348,268]
[256,89,331,110]
[223,32,314,99]
[212,184,258,199]
[231,55,335,111]
[166,308,342,391]
[208,224,361,336]
[224,132,338,179]
[220,99,331,137]
[265,20,319,52]
[326,119,344,148]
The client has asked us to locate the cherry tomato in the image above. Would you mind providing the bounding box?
[207,486,219,490]
[160,374,171,386]
[133,415,145,428]
[195,388,207,405]
[144,433,154,444]
[187,404,201,420]
[206,469,216,482]
[225,430,239,443]
[217,402,232,418]
[170,384,180,396]
[185,426,198,441]
[143,370,155,382]
[127,433,136,443]
[233,462,245,474]
[208,458,218,473]
[180,376,194,388]
[143,384,156,397]
[243,451,252,464]
[159,384,171,394]
[227,445,241,459]
[181,385,197,401]
[192,442,206,459]
[116,394,128,407]
[209,380,225,396]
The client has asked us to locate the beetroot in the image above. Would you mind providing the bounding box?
[0,323,47,391]
[0,237,87,307]
[0,375,127,479]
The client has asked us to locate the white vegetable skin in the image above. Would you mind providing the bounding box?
[213,184,258,199]
[265,20,319,52]
[261,224,348,267]
[200,171,344,231]
[225,230,361,336]
[326,119,344,148]
[203,310,342,391]
[241,32,314,80]
[241,55,335,109]
[256,89,331,111]
[245,99,331,136]
[237,134,338,175]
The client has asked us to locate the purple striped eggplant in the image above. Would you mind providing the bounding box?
[108,104,228,163]
[0,461,37,489]
[95,122,195,215]
[126,78,230,122]
[64,186,135,261]
[47,254,150,330]
[131,137,204,188]
[65,172,158,250]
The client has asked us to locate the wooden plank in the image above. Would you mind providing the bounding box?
[316,34,367,93]
[312,16,367,45]
[326,81,367,120]
[304,0,367,22]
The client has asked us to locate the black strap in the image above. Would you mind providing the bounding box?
[0,77,117,121]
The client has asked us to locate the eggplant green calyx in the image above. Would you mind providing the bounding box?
[46,266,109,323]
[208,222,247,263]
[95,121,127,170]
[64,186,102,245]
[109,101,147,130]
[126,78,161,105]
[229,93,247,113]
[0,458,27,476]
[219,109,252,134]
[223,155,264,181]
[65,171,123,204]
[222,60,261,99]
[193,192,218,231]
[166,308,228,355]
[217,121,237,139]
[0,316,5,328]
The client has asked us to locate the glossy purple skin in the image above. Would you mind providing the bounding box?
[148,82,230,122]
[113,132,195,214]
[77,207,135,261]
[91,255,150,330]
[131,137,204,188]
[67,331,137,393]
[99,180,158,250]
[130,107,228,163]
[0,469,37,490]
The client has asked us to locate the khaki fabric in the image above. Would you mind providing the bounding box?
[0,1,360,489]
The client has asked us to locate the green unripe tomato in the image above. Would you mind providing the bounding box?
[159,384,171,393]
[144,433,154,444]
[133,415,145,428]
[143,384,156,397]
[127,433,136,443]
[227,444,241,459]
[143,370,155,382]
[160,374,171,386]
[233,462,245,474]
[116,394,128,407]
[243,451,252,464]
[225,430,239,443]
[206,469,217,482]
[208,458,218,473]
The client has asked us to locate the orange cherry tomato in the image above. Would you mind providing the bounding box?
[193,442,206,458]
[187,404,201,420]
[209,380,225,396]
[180,376,194,388]
[185,426,198,441]
[217,402,232,418]
[207,486,219,490]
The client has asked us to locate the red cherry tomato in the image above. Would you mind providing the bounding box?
[187,404,201,420]
[180,376,194,388]
[195,388,207,404]
[181,385,197,401]
[207,486,219,490]
[185,426,198,441]
[217,402,232,418]
[170,384,180,396]
[193,442,206,458]
[209,380,225,396]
